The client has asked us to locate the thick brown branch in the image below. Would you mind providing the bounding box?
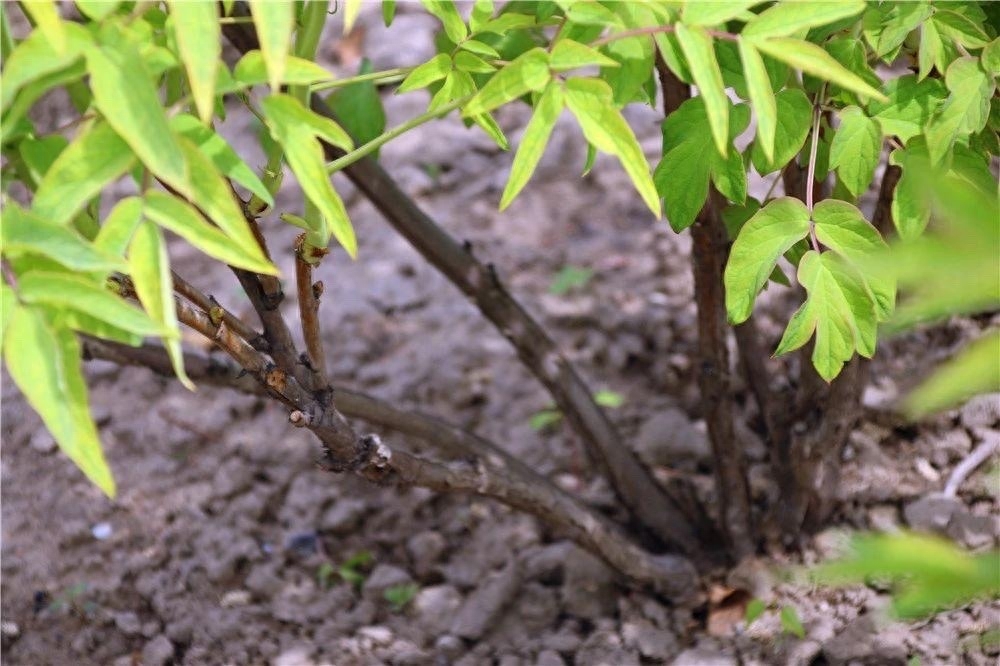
[294,234,329,391]
[657,57,753,559]
[734,318,781,444]
[872,164,901,238]
[81,339,699,599]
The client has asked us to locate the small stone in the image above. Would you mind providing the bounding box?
[862,379,897,410]
[622,620,679,661]
[319,498,367,533]
[434,635,465,661]
[451,561,522,640]
[914,457,941,482]
[220,589,252,608]
[414,585,463,635]
[670,648,738,666]
[903,495,963,533]
[245,564,283,599]
[634,408,711,467]
[210,458,253,499]
[822,615,880,665]
[868,504,901,533]
[114,611,142,636]
[947,510,998,550]
[91,522,113,540]
[141,635,174,666]
[575,630,641,666]
[535,649,566,666]
[362,564,413,600]
[273,645,315,666]
[961,394,1000,429]
[406,530,447,577]
[284,531,319,557]
[813,528,852,559]
[1,621,20,639]
[560,546,617,620]
[29,430,57,453]
[358,625,393,646]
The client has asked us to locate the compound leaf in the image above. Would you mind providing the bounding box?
[501,81,563,210]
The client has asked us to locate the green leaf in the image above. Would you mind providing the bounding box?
[454,51,496,74]
[500,81,563,210]
[129,221,193,390]
[739,38,777,164]
[17,134,68,186]
[565,1,623,28]
[142,191,275,272]
[398,53,452,93]
[828,106,881,198]
[745,599,766,625]
[167,0,219,123]
[469,0,493,33]
[262,94,356,257]
[343,0,362,33]
[564,77,660,218]
[21,0,66,54]
[779,606,806,639]
[933,8,990,50]
[462,47,550,117]
[384,583,419,611]
[749,88,811,175]
[889,141,931,240]
[422,0,468,43]
[382,0,397,26]
[176,137,276,271]
[328,59,387,157]
[812,200,893,320]
[85,40,188,190]
[725,197,810,323]
[593,389,624,408]
[550,39,619,71]
[94,196,144,257]
[3,307,116,496]
[460,39,501,59]
[862,2,932,60]
[17,271,164,337]
[675,23,728,157]
[682,0,762,26]
[169,114,273,208]
[743,1,865,40]
[32,121,135,227]
[2,203,126,272]
[775,250,879,380]
[918,18,945,81]
[906,331,1000,417]
[1,61,86,140]
[982,38,1000,76]
[0,22,91,113]
[867,75,947,142]
[248,0,294,91]
[529,409,563,431]
[233,51,333,88]
[754,38,887,102]
[549,265,593,295]
[924,58,994,165]
[655,98,750,231]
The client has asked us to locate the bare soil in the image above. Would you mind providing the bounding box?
[2,5,998,665]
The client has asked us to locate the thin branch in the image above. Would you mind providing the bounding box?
[81,338,700,599]
[310,67,412,93]
[294,234,329,390]
[171,270,268,352]
[325,95,471,175]
[805,91,824,252]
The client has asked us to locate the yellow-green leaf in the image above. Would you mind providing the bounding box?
[18,271,165,338]
[675,23,728,156]
[168,0,220,123]
[462,47,550,117]
[754,38,888,102]
[94,196,144,257]
[422,0,468,43]
[550,39,619,71]
[248,0,294,91]
[828,106,881,198]
[743,1,865,40]
[85,41,188,189]
[4,307,116,496]
[344,0,362,33]
[0,22,91,113]
[739,38,777,164]
[564,78,660,217]
[2,203,126,273]
[398,53,452,93]
[21,0,66,54]
[142,191,277,273]
[233,51,334,88]
[32,121,135,226]
[725,197,811,323]
[501,81,563,210]
[682,0,762,27]
[129,221,193,389]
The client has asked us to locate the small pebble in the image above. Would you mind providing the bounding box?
[91,522,113,541]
